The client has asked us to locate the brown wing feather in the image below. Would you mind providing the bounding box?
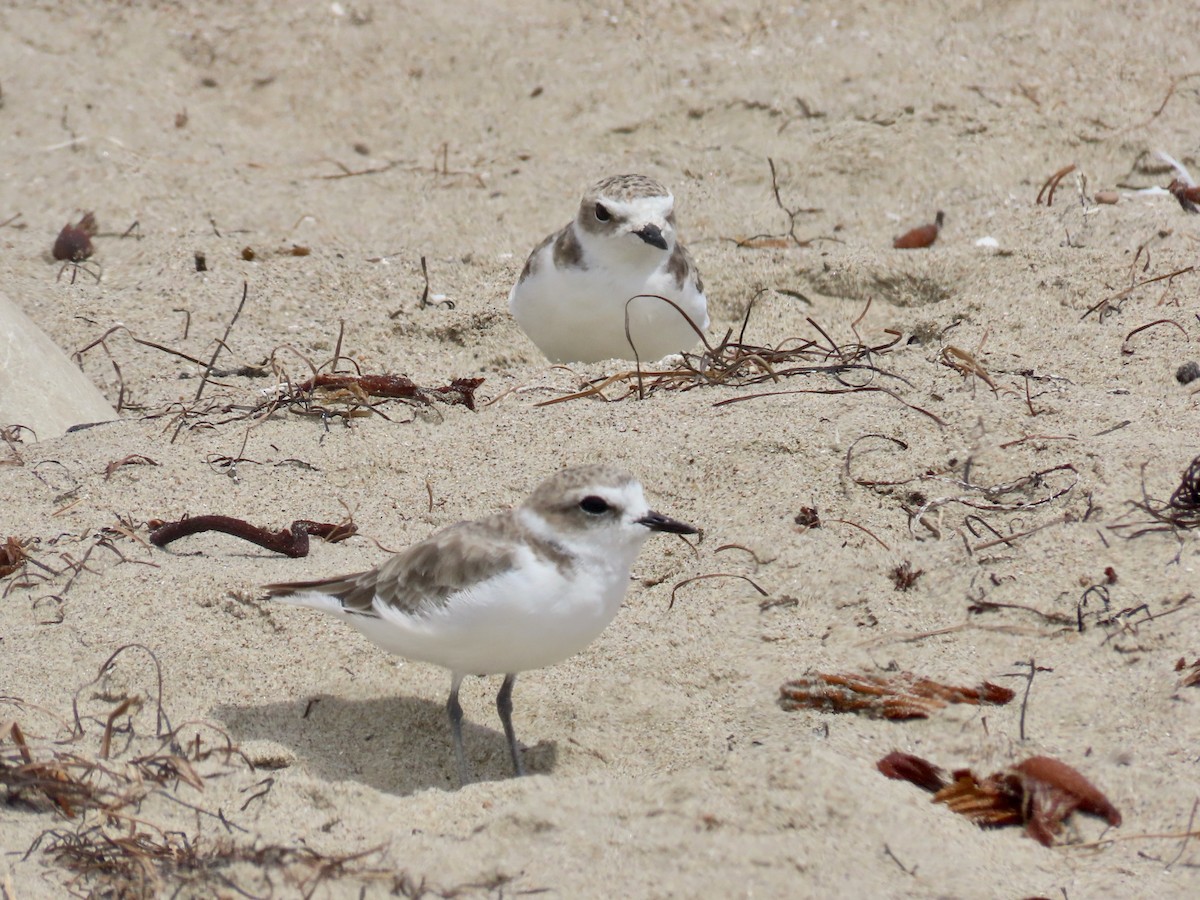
[262,515,523,617]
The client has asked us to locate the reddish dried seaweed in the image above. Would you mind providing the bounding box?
[893,211,944,249]
[877,751,946,793]
[0,536,29,577]
[779,671,1014,719]
[148,516,356,557]
[52,211,97,262]
[1168,179,1200,214]
[879,751,1121,846]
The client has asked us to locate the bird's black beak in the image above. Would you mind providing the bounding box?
[637,510,697,535]
[634,224,668,250]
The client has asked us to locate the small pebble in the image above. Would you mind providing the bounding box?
[1094,191,1119,205]
[1176,361,1200,385]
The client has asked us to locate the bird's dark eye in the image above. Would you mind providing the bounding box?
[594,203,611,222]
[579,495,610,515]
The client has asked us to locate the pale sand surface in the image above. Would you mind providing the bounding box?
[2,2,1199,897]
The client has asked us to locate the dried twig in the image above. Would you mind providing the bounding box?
[1036,164,1077,206]
[1120,318,1188,355]
[1080,266,1194,322]
[173,282,249,442]
[733,158,820,248]
[535,296,912,417]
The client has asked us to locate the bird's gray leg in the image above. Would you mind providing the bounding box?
[447,672,470,786]
[496,672,525,777]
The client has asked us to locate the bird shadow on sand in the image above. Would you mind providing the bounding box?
[212,692,558,796]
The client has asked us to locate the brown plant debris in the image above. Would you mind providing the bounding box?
[2,704,233,822]
[1080,265,1194,323]
[3,675,446,898]
[893,211,944,249]
[538,296,914,414]
[287,373,485,412]
[878,751,1122,846]
[1176,657,1200,688]
[52,211,102,283]
[52,211,97,262]
[1036,164,1076,206]
[103,454,159,480]
[732,157,821,248]
[794,507,822,529]
[1167,455,1200,522]
[1168,179,1200,214]
[149,515,357,558]
[779,671,1014,719]
[33,828,442,900]
[0,536,29,577]
[1120,453,1200,535]
[889,561,923,591]
[940,345,998,391]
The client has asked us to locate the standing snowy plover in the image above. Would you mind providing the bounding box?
[263,465,696,786]
[508,174,710,363]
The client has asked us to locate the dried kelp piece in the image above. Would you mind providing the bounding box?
[0,536,29,577]
[877,751,947,793]
[878,751,1121,846]
[1,720,81,814]
[52,211,102,284]
[149,516,357,558]
[52,211,97,262]
[1011,756,1122,845]
[933,770,1024,828]
[893,211,944,249]
[292,373,484,411]
[1168,179,1200,214]
[779,671,1015,719]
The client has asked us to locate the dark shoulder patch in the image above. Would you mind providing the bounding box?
[553,224,586,270]
[517,230,556,284]
[667,241,700,293]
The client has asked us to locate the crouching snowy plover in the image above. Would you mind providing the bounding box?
[508,174,710,363]
[263,465,696,785]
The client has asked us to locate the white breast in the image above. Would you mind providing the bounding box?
[349,546,631,675]
[509,251,708,363]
